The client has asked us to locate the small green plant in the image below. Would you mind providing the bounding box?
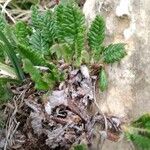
[0,2,127,118]
[0,2,149,150]
[125,114,150,150]
[0,3,126,91]
[73,144,87,150]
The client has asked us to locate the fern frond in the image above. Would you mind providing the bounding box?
[31,7,55,44]
[88,16,105,53]
[29,30,49,54]
[0,42,5,62]
[99,68,108,91]
[102,43,126,64]
[132,114,150,129]
[0,15,6,32]
[14,21,31,46]
[55,4,85,65]
[41,10,55,44]
[74,144,87,150]
[31,6,44,29]
[42,73,55,90]
[23,59,59,90]
[17,44,46,66]
[125,114,150,150]
[126,131,150,150]
[93,46,105,62]
[48,64,64,82]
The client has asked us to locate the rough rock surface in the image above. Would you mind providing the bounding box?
[83,0,150,149]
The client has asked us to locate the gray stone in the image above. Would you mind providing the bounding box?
[83,0,150,149]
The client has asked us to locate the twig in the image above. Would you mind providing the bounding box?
[4,123,13,150]
[0,4,15,23]
[9,122,20,143]
[4,86,29,149]
[4,97,18,150]
[1,0,12,13]
[47,123,72,140]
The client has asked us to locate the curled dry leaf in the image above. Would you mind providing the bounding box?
[45,90,68,115]
[80,65,90,79]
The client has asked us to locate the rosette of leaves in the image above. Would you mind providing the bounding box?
[54,4,126,91]
[87,16,126,91]
[0,2,126,91]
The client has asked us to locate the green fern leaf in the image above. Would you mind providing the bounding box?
[42,73,55,90]
[29,30,49,54]
[126,132,150,150]
[74,144,87,150]
[93,46,105,62]
[0,15,6,32]
[0,42,5,62]
[31,7,55,43]
[41,10,55,44]
[125,114,150,150]
[17,44,46,66]
[14,21,31,46]
[132,114,150,129]
[31,6,44,29]
[42,19,55,44]
[102,43,126,64]
[55,4,85,65]
[99,68,108,92]
[88,16,105,53]
[23,59,49,90]
[23,59,58,90]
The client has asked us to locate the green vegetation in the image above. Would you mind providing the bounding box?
[1,1,148,150]
[0,3,126,92]
[125,114,150,150]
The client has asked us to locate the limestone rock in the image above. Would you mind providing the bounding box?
[83,0,150,149]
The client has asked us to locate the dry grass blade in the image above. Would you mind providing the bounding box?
[4,98,18,150]
[0,4,15,23]
[0,0,56,22]
[3,82,31,149]
[1,0,12,13]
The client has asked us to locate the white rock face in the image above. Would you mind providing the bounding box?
[115,0,131,17]
[83,0,97,25]
[83,1,150,149]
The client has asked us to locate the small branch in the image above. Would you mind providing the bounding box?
[1,0,12,13]
[0,4,15,23]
